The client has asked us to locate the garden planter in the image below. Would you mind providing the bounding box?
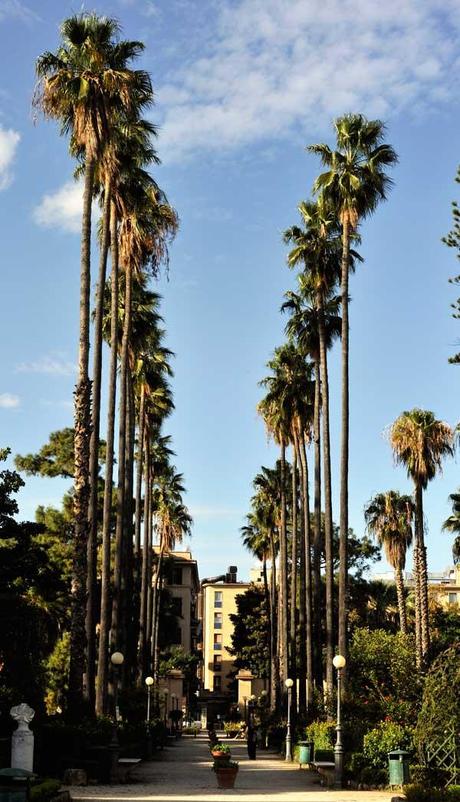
[211,750,231,760]
[215,765,238,788]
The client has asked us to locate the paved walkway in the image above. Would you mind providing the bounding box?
[70,735,395,802]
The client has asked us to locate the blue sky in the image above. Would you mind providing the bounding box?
[1,0,460,580]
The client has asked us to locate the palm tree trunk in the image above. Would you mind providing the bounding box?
[415,484,430,661]
[294,434,306,718]
[290,444,298,716]
[298,430,313,713]
[262,555,271,695]
[269,531,278,711]
[86,175,112,711]
[123,372,136,677]
[317,292,334,705]
[279,443,289,686]
[312,359,323,690]
[151,551,163,679]
[111,260,132,653]
[133,386,145,682]
[96,201,119,716]
[138,439,150,682]
[394,564,407,634]
[339,217,350,677]
[69,156,94,716]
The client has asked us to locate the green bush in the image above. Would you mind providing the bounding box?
[402,784,460,802]
[345,752,368,778]
[305,720,335,750]
[30,779,61,802]
[360,766,388,787]
[363,720,413,769]
[409,764,450,788]
[223,722,240,736]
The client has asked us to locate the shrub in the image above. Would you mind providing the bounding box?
[345,752,368,778]
[305,720,335,750]
[360,766,388,788]
[409,764,450,788]
[30,779,61,802]
[363,720,413,769]
[210,742,231,755]
[224,722,240,736]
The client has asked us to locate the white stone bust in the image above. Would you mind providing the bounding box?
[10,704,35,730]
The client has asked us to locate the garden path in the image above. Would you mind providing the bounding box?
[69,734,394,802]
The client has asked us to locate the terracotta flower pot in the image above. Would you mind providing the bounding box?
[215,765,238,789]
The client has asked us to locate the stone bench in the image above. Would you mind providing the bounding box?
[114,758,142,783]
[311,761,335,787]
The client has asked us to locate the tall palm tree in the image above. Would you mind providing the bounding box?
[35,13,150,713]
[364,491,414,633]
[442,491,460,565]
[308,116,397,671]
[389,409,454,664]
[284,200,345,700]
[251,466,281,708]
[281,273,342,689]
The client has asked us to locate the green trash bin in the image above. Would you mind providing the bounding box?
[298,741,314,767]
[388,750,410,786]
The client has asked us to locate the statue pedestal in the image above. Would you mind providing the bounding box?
[10,704,35,773]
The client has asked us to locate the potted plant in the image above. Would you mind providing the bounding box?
[210,741,231,760]
[213,760,239,789]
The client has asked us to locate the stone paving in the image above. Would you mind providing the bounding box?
[70,734,395,802]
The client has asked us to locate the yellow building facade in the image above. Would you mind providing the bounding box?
[201,572,250,695]
[429,564,460,609]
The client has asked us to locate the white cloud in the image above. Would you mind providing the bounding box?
[189,504,241,519]
[0,393,20,408]
[0,126,20,189]
[33,181,83,233]
[16,354,76,376]
[0,0,40,23]
[158,0,460,162]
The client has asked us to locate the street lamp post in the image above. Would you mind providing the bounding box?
[247,695,257,760]
[333,655,346,789]
[163,688,169,729]
[145,676,154,723]
[285,678,293,762]
[171,694,176,735]
[109,651,124,780]
[145,676,154,759]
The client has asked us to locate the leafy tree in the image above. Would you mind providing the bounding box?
[229,586,270,680]
[414,643,460,768]
[0,449,69,716]
[346,628,421,736]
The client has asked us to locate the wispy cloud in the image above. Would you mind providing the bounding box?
[33,180,83,233]
[0,393,20,408]
[16,354,76,376]
[0,0,40,24]
[189,504,241,519]
[0,126,20,189]
[158,0,460,162]
[40,399,73,410]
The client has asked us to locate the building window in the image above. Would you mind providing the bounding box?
[214,591,223,608]
[172,566,183,585]
[169,626,182,646]
[171,596,183,617]
[213,655,222,671]
[213,633,222,650]
[448,592,458,605]
[213,675,222,691]
[214,612,222,629]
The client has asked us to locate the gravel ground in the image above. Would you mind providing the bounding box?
[69,734,394,802]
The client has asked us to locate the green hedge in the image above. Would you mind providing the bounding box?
[30,779,61,802]
[403,785,460,802]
